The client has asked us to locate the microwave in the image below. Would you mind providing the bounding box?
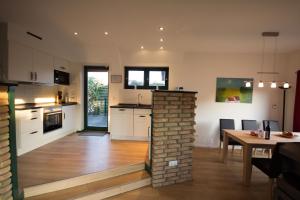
[54,70,70,85]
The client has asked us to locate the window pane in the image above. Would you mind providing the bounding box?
[128,70,144,86]
[149,71,166,86]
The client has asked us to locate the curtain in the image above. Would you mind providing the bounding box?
[293,70,300,131]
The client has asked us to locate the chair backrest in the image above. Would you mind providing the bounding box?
[263,120,281,131]
[241,120,258,130]
[278,142,300,177]
[219,119,235,140]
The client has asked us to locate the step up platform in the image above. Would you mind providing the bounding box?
[24,162,151,200]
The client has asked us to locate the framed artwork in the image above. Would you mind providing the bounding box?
[111,75,122,83]
[216,77,253,103]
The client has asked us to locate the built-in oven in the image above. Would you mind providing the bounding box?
[43,106,62,133]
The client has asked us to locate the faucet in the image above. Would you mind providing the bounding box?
[137,93,142,106]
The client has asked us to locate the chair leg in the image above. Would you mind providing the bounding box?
[219,141,222,153]
[269,178,275,200]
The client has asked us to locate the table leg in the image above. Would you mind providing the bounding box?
[222,132,228,163]
[243,144,252,186]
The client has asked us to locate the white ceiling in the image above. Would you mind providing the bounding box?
[1,0,300,54]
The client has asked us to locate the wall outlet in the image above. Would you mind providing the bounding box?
[168,160,178,167]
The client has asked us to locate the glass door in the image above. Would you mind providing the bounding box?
[84,66,109,131]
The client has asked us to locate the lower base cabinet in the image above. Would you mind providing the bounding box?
[110,108,151,141]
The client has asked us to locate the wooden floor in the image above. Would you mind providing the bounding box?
[108,148,269,200]
[18,133,148,188]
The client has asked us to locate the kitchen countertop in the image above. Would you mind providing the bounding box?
[15,102,78,110]
[110,103,152,109]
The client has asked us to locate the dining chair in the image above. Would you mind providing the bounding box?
[242,120,259,155]
[242,120,258,131]
[275,143,300,200]
[263,120,281,131]
[252,143,283,200]
[219,119,240,152]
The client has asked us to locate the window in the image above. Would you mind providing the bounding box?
[124,66,169,90]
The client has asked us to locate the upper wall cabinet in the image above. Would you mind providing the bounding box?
[6,40,54,84]
[54,57,70,72]
[0,22,69,84]
[33,50,53,84]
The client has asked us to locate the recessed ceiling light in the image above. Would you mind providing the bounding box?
[160,46,164,50]
[159,27,164,31]
[104,32,109,35]
[140,46,144,50]
[160,38,164,42]
[74,32,78,36]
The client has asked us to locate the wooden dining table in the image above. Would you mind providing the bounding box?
[221,129,300,186]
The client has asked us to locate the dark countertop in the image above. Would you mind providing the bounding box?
[151,90,198,93]
[110,103,152,109]
[15,102,78,110]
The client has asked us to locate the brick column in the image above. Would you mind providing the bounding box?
[151,90,197,187]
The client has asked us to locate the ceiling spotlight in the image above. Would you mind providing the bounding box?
[245,81,251,88]
[283,82,290,89]
[159,27,164,31]
[160,38,164,42]
[258,81,264,88]
[271,81,277,89]
[74,32,78,36]
[160,46,164,50]
[104,32,109,35]
[140,46,144,50]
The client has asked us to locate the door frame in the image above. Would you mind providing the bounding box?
[84,66,109,131]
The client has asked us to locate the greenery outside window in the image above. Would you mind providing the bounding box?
[124,66,169,90]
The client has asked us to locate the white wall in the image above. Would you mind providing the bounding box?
[77,49,288,147]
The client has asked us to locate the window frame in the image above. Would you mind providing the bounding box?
[124,66,169,90]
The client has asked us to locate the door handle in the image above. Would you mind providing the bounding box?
[139,115,146,118]
[29,131,38,134]
[31,117,37,120]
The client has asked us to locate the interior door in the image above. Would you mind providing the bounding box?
[84,66,109,131]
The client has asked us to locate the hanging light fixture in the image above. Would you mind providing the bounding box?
[258,81,264,88]
[257,32,290,89]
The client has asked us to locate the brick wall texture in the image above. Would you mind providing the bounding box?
[151,91,197,187]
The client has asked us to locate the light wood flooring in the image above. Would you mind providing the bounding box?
[18,133,148,188]
[108,148,269,200]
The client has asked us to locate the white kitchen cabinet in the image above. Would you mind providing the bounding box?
[54,57,70,72]
[110,108,134,139]
[110,108,151,141]
[62,105,77,134]
[16,108,43,155]
[134,109,151,138]
[6,41,54,84]
[33,50,54,84]
[8,41,33,82]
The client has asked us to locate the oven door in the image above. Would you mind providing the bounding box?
[43,111,62,133]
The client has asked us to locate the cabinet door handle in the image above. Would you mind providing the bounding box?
[30,72,33,81]
[119,109,125,111]
[31,110,38,113]
[29,131,38,134]
[64,113,66,119]
[139,115,146,118]
[31,117,37,120]
[35,72,37,81]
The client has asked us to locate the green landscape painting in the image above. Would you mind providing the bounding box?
[216,78,253,103]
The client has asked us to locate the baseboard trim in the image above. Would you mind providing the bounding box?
[24,162,145,198]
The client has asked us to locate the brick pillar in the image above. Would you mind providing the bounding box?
[151,90,197,187]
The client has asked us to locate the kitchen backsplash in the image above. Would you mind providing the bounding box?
[15,84,59,104]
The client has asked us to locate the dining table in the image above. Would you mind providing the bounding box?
[221,129,300,186]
